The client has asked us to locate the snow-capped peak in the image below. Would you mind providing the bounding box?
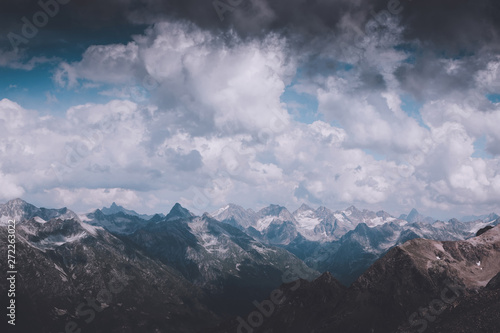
[212,204,230,217]
[0,198,79,225]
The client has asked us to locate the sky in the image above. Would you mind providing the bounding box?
[0,0,500,219]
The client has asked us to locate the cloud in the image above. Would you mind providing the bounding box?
[316,74,428,156]
[42,187,142,210]
[55,42,140,88]
[0,87,499,217]
[165,149,203,171]
[45,91,58,104]
[2,0,499,59]
[0,172,25,200]
[54,21,295,138]
[0,48,55,70]
[1,3,500,219]
[420,95,500,157]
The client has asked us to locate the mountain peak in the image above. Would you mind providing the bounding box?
[315,206,332,214]
[5,198,30,207]
[211,204,257,229]
[222,203,245,213]
[406,208,420,222]
[375,210,392,218]
[100,202,155,220]
[1,198,36,216]
[102,202,123,214]
[315,271,335,283]
[259,204,292,219]
[1,199,79,225]
[166,203,193,221]
[405,208,434,223]
[343,205,360,216]
[211,203,250,218]
[296,203,313,212]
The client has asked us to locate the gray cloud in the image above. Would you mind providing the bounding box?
[3,0,499,52]
[165,149,204,171]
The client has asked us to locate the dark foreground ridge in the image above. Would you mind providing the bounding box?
[209,225,500,333]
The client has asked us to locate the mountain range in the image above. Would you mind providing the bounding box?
[210,202,499,285]
[0,199,316,333]
[1,198,499,332]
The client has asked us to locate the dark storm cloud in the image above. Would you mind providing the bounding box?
[2,0,500,102]
[359,70,387,91]
[397,0,500,54]
[0,0,147,60]
[394,50,478,101]
[2,0,499,55]
[224,0,500,54]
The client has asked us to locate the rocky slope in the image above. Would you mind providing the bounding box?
[0,213,217,333]
[206,271,347,333]
[212,225,500,333]
[120,204,319,316]
[0,199,316,331]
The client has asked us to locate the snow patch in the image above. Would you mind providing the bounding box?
[334,213,345,220]
[34,216,47,224]
[54,308,68,316]
[294,214,320,230]
[188,218,206,233]
[213,205,230,217]
[396,219,408,226]
[78,214,92,222]
[79,221,101,236]
[255,216,276,231]
[252,244,275,255]
[0,215,21,226]
[19,224,37,235]
[54,263,68,282]
[367,217,385,227]
[42,232,87,246]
